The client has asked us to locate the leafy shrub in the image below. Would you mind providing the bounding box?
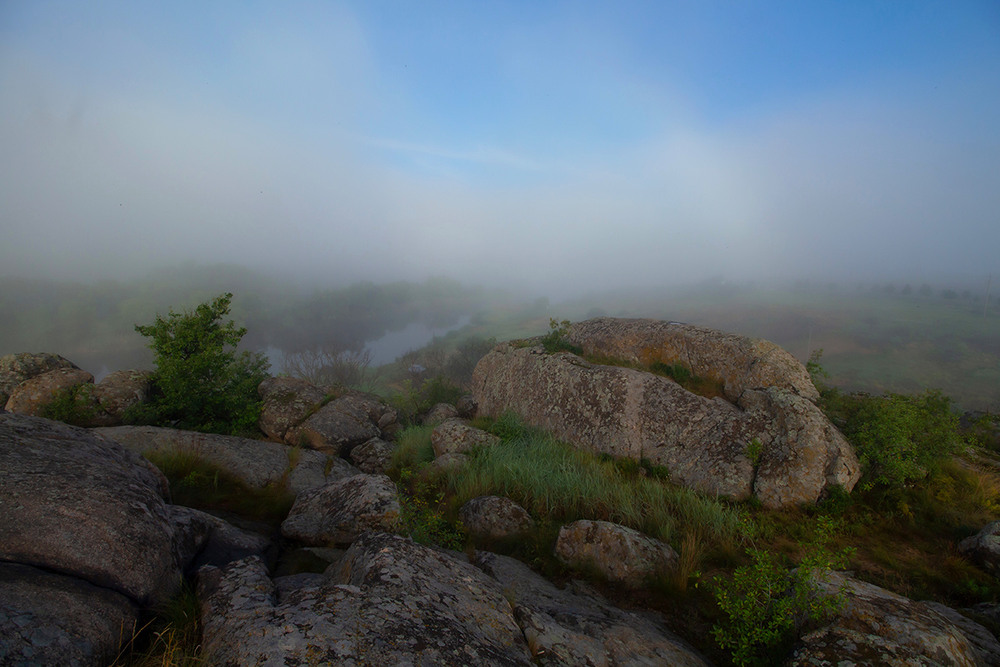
[41,383,99,426]
[132,293,269,436]
[540,318,583,355]
[712,517,851,666]
[396,468,465,550]
[830,389,964,490]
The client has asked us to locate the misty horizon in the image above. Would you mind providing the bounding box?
[2,2,999,295]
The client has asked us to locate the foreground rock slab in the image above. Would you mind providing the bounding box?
[95,425,358,496]
[198,532,534,666]
[475,551,709,666]
[1,413,181,606]
[788,571,1000,666]
[0,562,139,667]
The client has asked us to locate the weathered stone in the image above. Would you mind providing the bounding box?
[90,369,153,426]
[788,571,1000,666]
[284,391,384,455]
[350,436,396,474]
[566,317,819,403]
[431,417,500,457]
[460,496,535,540]
[94,425,358,496]
[281,474,400,546]
[257,376,329,442]
[167,505,272,574]
[4,367,94,416]
[472,339,859,506]
[424,401,459,425]
[475,551,710,666]
[456,393,479,419]
[959,521,1000,575]
[554,520,677,587]
[0,413,181,606]
[0,562,139,667]
[198,533,533,666]
[0,352,79,406]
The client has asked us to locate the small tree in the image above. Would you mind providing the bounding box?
[133,293,269,435]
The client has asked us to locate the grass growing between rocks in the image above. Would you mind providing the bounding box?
[451,414,743,547]
[144,449,294,527]
[111,584,203,667]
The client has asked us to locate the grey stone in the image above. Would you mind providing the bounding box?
[475,551,710,666]
[460,496,534,540]
[257,376,329,442]
[554,520,677,587]
[0,562,139,667]
[788,571,999,666]
[472,333,859,507]
[0,352,79,407]
[431,418,499,457]
[350,436,396,474]
[424,402,459,426]
[167,505,271,574]
[281,474,400,546]
[198,533,533,666]
[90,369,153,426]
[94,425,357,496]
[4,367,94,416]
[0,413,181,606]
[959,521,1000,575]
[284,391,384,455]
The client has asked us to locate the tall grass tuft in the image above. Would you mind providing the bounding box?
[448,414,742,547]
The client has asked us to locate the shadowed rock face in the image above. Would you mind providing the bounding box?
[471,319,860,507]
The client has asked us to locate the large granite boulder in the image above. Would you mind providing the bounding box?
[89,369,153,426]
[0,413,182,607]
[788,571,1000,666]
[257,376,329,442]
[555,520,677,587]
[95,425,359,496]
[566,317,819,403]
[4,367,94,416]
[475,551,710,665]
[0,562,140,667]
[472,332,859,507]
[349,436,396,474]
[197,532,534,666]
[281,474,400,546]
[0,352,79,406]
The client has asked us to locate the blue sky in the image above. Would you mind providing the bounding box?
[1,1,998,291]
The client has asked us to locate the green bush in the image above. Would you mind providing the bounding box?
[829,389,964,490]
[540,318,583,355]
[41,383,99,426]
[712,517,851,666]
[132,293,269,436]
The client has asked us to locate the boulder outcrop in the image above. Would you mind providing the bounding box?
[1,413,182,606]
[0,562,140,667]
[350,436,396,474]
[95,425,358,496]
[472,320,860,507]
[555,520,677,587]
[959,521,1000,575]
[475,551,710,666]
[789,571,1000,666]
[198,532,534,666]
[90,369,153,425]
[0,352,79,406]
[4,367,94,416]
[281,474,401,546]
[566,317,819,403]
